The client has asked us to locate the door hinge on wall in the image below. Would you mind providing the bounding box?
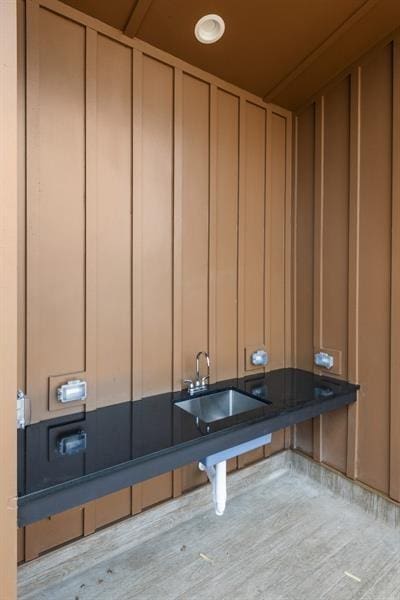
[17,390,30,429]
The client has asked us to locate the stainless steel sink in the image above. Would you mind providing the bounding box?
[175,389,266,424]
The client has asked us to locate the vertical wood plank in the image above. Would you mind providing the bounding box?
[313,96,324,361]
[93,489,132,530]
[267,112,289,371]
[17,528,25,565]
[283,109,293,452]
[180,74,210,491]
[356,45,392,494]
[140,473,173,509]
[214,89,239,381]
[25,509,85,561]
[292,115,299,373]
[181,74,210,379]
[27,6,87,421]
[237,97,247,378]
[132,48,143,401]
[0,0,18,594]
[209,85,218,383]
[265,107,272,366]
[284,112,293,369]
[26,0,40,420]
[141,56,173,396]
[292,104,315,456]
[319,77,351,473]
[85,27,97,410]
[313,97,324,463]
[390,39,400,502]
[173,68,183,393]
[347,66,362,479]
[242,102,267,376]
[172,68,184,497]
[96,35,132,408]
[17,0,26,394]
[265,110,291,453]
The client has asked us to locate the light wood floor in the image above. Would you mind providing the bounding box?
[18,456,400,600]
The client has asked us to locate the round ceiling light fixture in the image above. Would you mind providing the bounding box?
[194,14,225,44]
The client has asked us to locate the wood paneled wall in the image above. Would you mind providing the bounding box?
[0,1,18,596]
[293,37,400,502]
[18,0,292,561]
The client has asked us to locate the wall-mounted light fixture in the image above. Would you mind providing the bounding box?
[195,14,225,44]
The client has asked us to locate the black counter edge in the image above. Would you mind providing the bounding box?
[18,391,356,526]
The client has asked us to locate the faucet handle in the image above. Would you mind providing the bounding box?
[201,375,209,385]
[183,379,194,390]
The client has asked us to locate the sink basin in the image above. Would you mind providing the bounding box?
[175,389,266,424]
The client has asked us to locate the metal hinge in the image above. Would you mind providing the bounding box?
[17,390,30,429]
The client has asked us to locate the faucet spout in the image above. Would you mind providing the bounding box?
[196,351,210,385]
[183,351,210,395]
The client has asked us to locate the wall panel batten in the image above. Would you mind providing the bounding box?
[390,39,400,502]
[313,96,324,462]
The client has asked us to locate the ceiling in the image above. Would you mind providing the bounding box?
[61,0,400,109]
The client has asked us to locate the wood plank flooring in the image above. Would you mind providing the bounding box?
[18,454,400,600]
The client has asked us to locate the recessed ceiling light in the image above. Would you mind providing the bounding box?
[194,14,225,44]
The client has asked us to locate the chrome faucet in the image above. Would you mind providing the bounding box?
[184,351,210,395]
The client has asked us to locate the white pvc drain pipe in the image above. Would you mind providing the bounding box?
[199,433,272,516]
[199,460,227,516]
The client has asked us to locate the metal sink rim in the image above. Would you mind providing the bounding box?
[175,388,268,424]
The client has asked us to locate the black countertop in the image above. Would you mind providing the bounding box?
[18,368,358,526]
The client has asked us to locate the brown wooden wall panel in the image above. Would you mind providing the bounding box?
[268,430,286,455]
[390,39,400,502]
[320,78,350,375]
[137,473,173,510]
[294,41,399,496]
[181,74,210,379]
[319,77,351,473]
[214,90,239,382]
[96,35,132,408]
[93,489,132,530]
[267,111,290,453]
[21,0,292,561]
[268,113,287,370]
[242,102,266,374]
[25,507,85,561]
[294,106,315,372]
[237,447,265,469]
[1,2,18,593]
[179,74,210,491]
[357,45,392,494]
[141,56,174,396]
[17,0,26,396]
[27,8,86,422]
[17,528,24,565]
[293,105,315,456]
